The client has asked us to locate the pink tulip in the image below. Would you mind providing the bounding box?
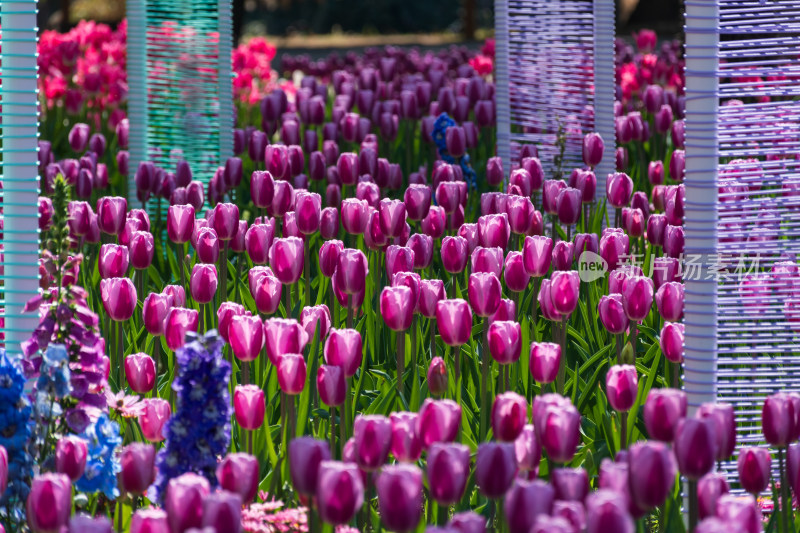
[489,298,516,325]
[386,245,415,279]
[737,447,771,495]
[26,473,72,533]
[269,237,305,285]
[407,233,433,269]
[380,286,414,331]
[504,251,530,292]
[468,272,502,317]
[97,196,127,235]
[660,322,684,363]
[534,394,581,463]
[627,442,677,510]
[419,279,446,318]
[422,205,446,239]
[55,436,88,482]
[100,277,137,321]
[471,246,504,278]
[537,279,562,321]
[165,307,199,350]
[319,240,345,278]
[404,184,432,221]
[168,204,195,243]
[458,222,479,252]
[426,443,470,505]
[606,365,638,412]
[436,299,473,346]
[295,191,322,234]
[530,342,561,384]
[417,399,462,448]
[125,353,156,393]
[251,170,275,208]
[139,398,171,442]
[119,443,156,496]
[320,207,339,239]
[523,236,553,277]
[341,198,370,234]
[164,473,210,533]
[598,294,629,335]
[234,384,265,430]
[643,388,687,442]
[475,442,517,499]
[263,318,309,365]
[487,320,522,365]
[549,271,580,318]
[228,315,264,362]
[324,328,363,377]
[542,180,566,215]
[334,248,369,295]
[317,365,346,406]
[245,223,275,265]
[478,214,511,249]
[217,453,260,503]
[515,424,541,473]
[390,412,422,462]
[491,391,527,442]
[621,276,654,322]
[655,282,684,322]
[143,292,172,337]
[607,172,633,208]
[316,461,364,525]
[98,243,129,279]
[277,353,307,395]
[301,304,332,340]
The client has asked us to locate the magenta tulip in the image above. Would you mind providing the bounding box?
[529,342,561,384]
[380,286,414,331]
[228,315,264,362]
[550,270,580,318]
[353,414,392,470]
[660,322,684,363]
[317,461,364,525]
[190,264,218,304]
[324,328,363,377]
[277,353,307,395]
[26,473,72,533]
[130,510,169,533]
[97,196,127,235]
[606,365,638,412]
[514,424,541,473]
[119,443,156,495]
[627,442,677,509]
[504,251,530,292]
[644,388,687,442]
[674,418,717,479]
[737,447,771,494]
[321,207,339,239]
[534,394,581,463]
[475,442,517,499]
[404,184,432,221]
[233,384,265,431]
[418,399,462,448]
[468,272,502,317]
[139,398,171,442]
[386,245,415,279]
[317,365,346,406]
[586,490,634,533]
[556,187,582,225]
[487,321,522,365]
[606,172,633,208]
[245,223,275,265]
[269,237,305,285]
[55,436,88,482]
[168,204,196,243]
[427,443,470,505]
[471,246,504,278]
[697,402,737,461]
[334,248,369,295]
[100,277,137,321]
[289,437,332,496]
[125,353,156,393]
[390,411,422,463]
[376,465,424,532]
[143,292,172,337]
[164,473,210,532]
[319,240,344,278]
[698,473,730,520]
[523,235,553,277]
[436,299,473,346]
[491,392,527,442]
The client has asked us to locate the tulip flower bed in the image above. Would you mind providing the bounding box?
[5,23,799,533]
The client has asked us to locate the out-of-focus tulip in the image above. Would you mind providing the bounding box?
[514,424,541,473]
[422,205,447,239]
[202,491,241,532]
[55,436,88,482]
[214,453,259,507]
[477,214,510,249]
[427,357,448,397]
[583,132,604,167]
[26,473,72,533]
[627,442,677,510]
[100,277,137,321]
[352,415,392,471]
[697,402,737,461]
[535,395,581,463]
[427,443,470,505]
[475,442,517,499]
[674,418,717,479]
[418,399,462,448]
[488,321,522,365]
[129,231,154,270]
[322,206,340,238]
[316,461,364,525]
[139,398,171,442]
[130,509,169,533]
[164,473,210,532]
[503,479,554,533]
[119,443,156,496]
[491,392,527,442]
[251,171,275,209]
[598,294,629,335]
[333,248,369,297]
[542,180,566,215]
[644,388,687,442]
[289,437,331,496]
[606,365,638,412]
[125,353,156,393]
[621,276,654,322]
[655,282,684,322]
[376,464,424,532]
[233,385,265,430]
[698,473,729,520]
[277,353,307,395]
[762,392,796,448]
[737,447,771,495]
[530,342,561,384]
[97,196,127,235]
[390,411,422,463]
[165,308,199,350]
[715,495,762,533]
[324,328,363,377]
[586,489,635,533]
[436,299,473,346]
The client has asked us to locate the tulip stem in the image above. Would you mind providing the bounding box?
[248,429,253,455]
[412,316,418,385]
[531,278,540,342]
[620,411,628,450]
[304,239,311,307]
[286,282,293,318]
[347,295,353,329]
[153,339,160,396]
[688,479,698,532]
[117,321,124,387]
[242,360,250,385]
[616,334,622,365]
[431,318,437,360]
[178,242,186,292]
[557,317,567,395]
[330,406,337,459]
[220,243,229,306]
[397,330,405,409]
[480,318,489,439]
[454,345,461,406]
[780,447,791,533]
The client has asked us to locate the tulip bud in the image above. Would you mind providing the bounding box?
[98,243,129,279]
[427,357,448,397]
[627,442,677,510]
[491,392,527,442]
[643,388,687,442]
[762,392,796,448]
[317,461,364,525]
[427,443,470,505]
[698,473,729,520]
[26,473,72,533]
[377,464,424,532]
[475,442,517,499]
[737,447,771,495]
[100,277,137,321]
[523,236,553,277]
[674,418,717,480]
[125,353,156,393]
[488,321,522,365]
[289,437,331,496]
[606,365,638,412]
[697,402,737,461]
[216,453,260,503]
[317,365,346,406]
[529,342,561,384]
[586,490,635,533]
[269,237,305,285]
[324,328,362,377]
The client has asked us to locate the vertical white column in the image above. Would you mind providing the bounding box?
[494,0,511,184]
[593,0,616,223]
[217,0,233,163]
[683,0,719,415]
[1,0,41,356]
[127,0,148,200]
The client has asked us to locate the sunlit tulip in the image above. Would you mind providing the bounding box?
[98,244,129,279]
[125,353,156,393]
[606,365,638,412]
[269,237,305,285]
[324,328,363,377]
[263,318,309,365]
[100,277,137,321]
[644,388,687,442]
[530,342,561,384]
[245,223,275,265]
[660,322,684,363]
[55,436,88,482]
[523,236,553,277]
[491,392,527,442]
[26,473,72,533]
[190,264,218,304]
[468,272,502,317]
[334,248,369,295]
[139,398,171,442]
[168,204,195,243]
[404,184,432,221]
[487,321,522,364]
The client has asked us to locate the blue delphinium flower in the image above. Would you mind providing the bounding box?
[152,330,231,502]
[0,350,34,524]
[75,413,122,499]
[36,343,72,399]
